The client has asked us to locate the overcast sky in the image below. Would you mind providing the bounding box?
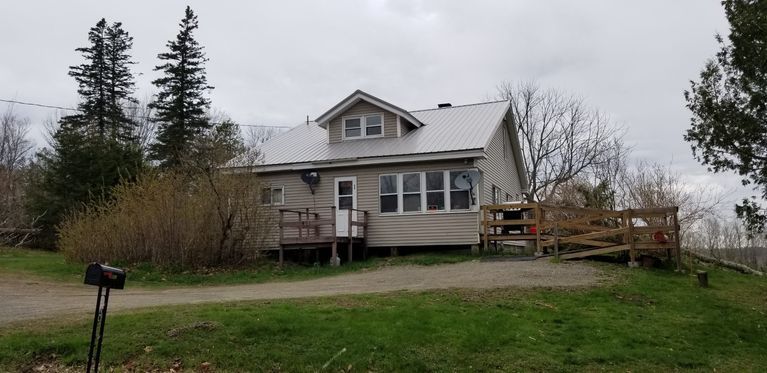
[1,1,750,206]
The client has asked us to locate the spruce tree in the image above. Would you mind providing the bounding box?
[150,6,214,168]
[68,19,137,140]
[28,19,143,246]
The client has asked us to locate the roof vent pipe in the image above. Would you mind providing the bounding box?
[438,103,452,108]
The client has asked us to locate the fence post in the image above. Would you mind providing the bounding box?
[554,222,559,261]
[673,207,682,271]
[331,206,338,266]
[278,210,285,267]
[535,204,542,255]
[626,209,637,267]
[482,206,489,254]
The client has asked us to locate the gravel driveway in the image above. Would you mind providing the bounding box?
[0,260,601,326]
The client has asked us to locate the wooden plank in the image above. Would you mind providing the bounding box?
[281,236,337,245]
[541,221,615,232]
[632,226,676,234]
[482,203,539,211]
[483,208,489,254]
[487,219,536,226]
[553,237,617,247]
[634,242,678,250]
[540,227,626,246]
[630,207,676,215]
[558,244,630,260]
[481,234,540,241]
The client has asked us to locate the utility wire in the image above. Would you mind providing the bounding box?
[0,97,295,129]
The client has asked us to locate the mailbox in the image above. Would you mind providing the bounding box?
[84,263,126,289]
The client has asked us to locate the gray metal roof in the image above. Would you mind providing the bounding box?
[258,99,511,166]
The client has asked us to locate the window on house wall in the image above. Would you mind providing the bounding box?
[449,171,471,210]
[402,173,421,212]
[379,174,398,213]
[379,169,477,214]
[344,114,383,139]
[425,171,445,211]
[344,117,361,138]
[261,186,284,205]
[365,114,382,136]
[492,185,502,205]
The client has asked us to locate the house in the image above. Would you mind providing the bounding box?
[247,89,529,263]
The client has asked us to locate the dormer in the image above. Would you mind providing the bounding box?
[315,90,423,144]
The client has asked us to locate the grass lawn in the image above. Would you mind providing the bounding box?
[1,265,765,372]
[0,247,474,288]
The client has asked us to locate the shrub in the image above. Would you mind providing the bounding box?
[58,169,273,269]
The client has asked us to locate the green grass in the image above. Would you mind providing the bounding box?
[0,247,474,288]
[1,265,765,372]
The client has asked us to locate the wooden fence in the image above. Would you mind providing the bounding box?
[481,203,681,269]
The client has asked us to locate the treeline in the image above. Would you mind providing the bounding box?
[1,7,271,267]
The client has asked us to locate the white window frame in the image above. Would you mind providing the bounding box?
[401,172,422,213]
[377,169,479,215]
[425,171,447,212]
[448,170,473,211]
[379,174,399,214]
[342,113,384,140]
[261,185,285,206]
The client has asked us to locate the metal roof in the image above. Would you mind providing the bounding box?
[258,99,511,166]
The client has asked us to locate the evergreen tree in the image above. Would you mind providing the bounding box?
[684,0,767,234]
[28,19,143,246]
[150,6,214,168]
[68,19,137,140]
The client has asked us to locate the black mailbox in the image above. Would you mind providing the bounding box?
[84,263,126,289]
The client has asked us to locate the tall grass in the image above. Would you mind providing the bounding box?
[58,170,273,269]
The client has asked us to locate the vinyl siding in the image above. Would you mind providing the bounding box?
[328,101,398,143]
[257,159,480,248]
[475,121,523,204]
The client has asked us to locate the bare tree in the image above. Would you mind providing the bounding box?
[617,161,726,235]
[497,81,625,201]
[0,105,34,224]
[244,126,279,150]
[125,96,156,156]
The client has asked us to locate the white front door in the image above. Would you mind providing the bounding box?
[334,176,357,237]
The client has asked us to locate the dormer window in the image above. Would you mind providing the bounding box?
[343,113,383,139]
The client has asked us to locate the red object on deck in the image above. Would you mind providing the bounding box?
[529,226,537,234]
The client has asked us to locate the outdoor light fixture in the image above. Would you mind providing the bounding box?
[83,263,126,373]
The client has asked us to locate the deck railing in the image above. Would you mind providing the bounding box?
[481,203,681,268]
[278,206,368,265]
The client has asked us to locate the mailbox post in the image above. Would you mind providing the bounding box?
[83,263,125,373]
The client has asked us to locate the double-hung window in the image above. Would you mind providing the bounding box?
[379,174,398,213]
[344,114,383,139]
[425,171,445,211]
[261,186,284,205]
[402,173,421,212]
[449,171,471,210]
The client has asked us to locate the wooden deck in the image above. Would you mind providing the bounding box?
[278,206,368,266]
[481,203,682,269]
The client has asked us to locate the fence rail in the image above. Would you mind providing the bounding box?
[481,203,681,268]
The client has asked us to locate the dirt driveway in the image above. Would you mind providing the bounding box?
[0,260,602,326]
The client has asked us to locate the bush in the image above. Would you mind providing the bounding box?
[58,169,273,269]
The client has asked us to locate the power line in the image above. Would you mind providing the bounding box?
[0,97,295,129]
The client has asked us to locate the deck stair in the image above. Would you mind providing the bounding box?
[481,203,681,269]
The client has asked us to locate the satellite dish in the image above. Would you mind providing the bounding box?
[454,170,480,205]
[454,170,480,190]
[300,170,320,194]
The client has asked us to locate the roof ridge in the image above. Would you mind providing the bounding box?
[408,99,509,113]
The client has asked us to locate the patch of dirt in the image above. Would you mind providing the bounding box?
[1,259,603,326]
